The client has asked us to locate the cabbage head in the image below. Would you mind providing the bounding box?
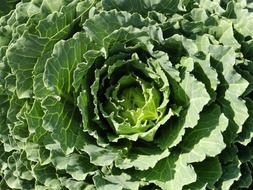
[1,0,253,190]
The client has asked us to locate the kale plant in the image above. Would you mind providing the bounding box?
[1,0,253,189]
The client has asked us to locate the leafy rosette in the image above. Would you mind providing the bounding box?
[1,0,253,190]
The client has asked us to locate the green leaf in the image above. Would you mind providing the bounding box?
[33,163,61,189]
[218,146,241,190]
[190,157,222,189]
[93,173,139,190]
[66,153,96,181]
[115,146,169,170]
[233,3,253,37]
[60,177,91,190]
[222,1,237,19]
[41,96,82,154]
[188,35,219,101]
[44,32,91,96]
[210,45,248,134]
[102,0,183,16]
[25,100,44,135]
[145,105,227,190]
[33,0,94,98]
[83,10,157,47]
[49,150,96,180]
[3,152,34,189]
[233,163,252,189]
[5,0,93,100]
[137,154,196,190]
[41,0,68,14]
[7,94,26,123]
[0,0,19,17]
[157,73,210,149]
[0,94,9,141]
[209,19,240,49]
[36,1,79,39]
[82,144,120,166]
[180,73,210,129]
[6,32,48,98]
[73,50,103,91]
[237,99,253,145]
[77,90,90,130]
[178,105,228,163]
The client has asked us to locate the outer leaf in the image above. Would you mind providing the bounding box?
[209,19,240,49]
[82,144,120,167]
[233,2,253,37]
[32,163,61,189]
[0,0,19,17]
[41,96,82,154]
[102,0,184,16]
[93,173,139,190]
[83,10,158,48]
[151,105,227,190]
[179,105,228,163]
[237,99,253,145]
[137,154,196,190]
[210,45,248,134]
[218,146,242,190]
[44,32,91,96]
[6,33,48,98]
[60,177,92,190]
[36,0,80,39]
[34,0,94,98]
[0,95,9,142]
[157,73,210,149]
[49,150,96,180]
[184,157,222,190]
[233,163,252,189]
[179,73,210,129]
[115,146,170,170]
[181,34,219,101]
[3,152,34,190]
[93,174,122,190]
[105,173,139,190]
[25,100,44,135]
